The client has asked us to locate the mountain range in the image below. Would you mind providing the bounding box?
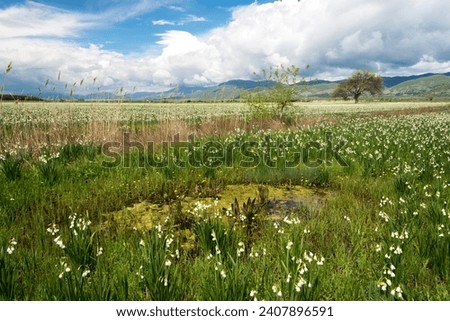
[143,72,450,101]
[4,72,450,101]
[151,72,450,101]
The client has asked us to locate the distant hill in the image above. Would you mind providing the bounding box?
[65,72,450,100]
[4,71,449,101]
[148,79,337,100]
[218,79,277,89]
[159,72,450,100]
[386,75,450,98]
[383,72,450,88]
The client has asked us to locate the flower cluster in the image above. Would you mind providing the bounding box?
[58,260,71,279]
[6,238,17,255]
[68,212,92,235]
[282,239,325,297]
[38,152,60,164]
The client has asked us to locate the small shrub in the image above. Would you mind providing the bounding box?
[244,65,305,123]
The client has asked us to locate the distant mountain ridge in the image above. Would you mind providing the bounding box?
[384,75,450,98]
[154,72,450,100]
[382,72,450,87]
[4,71,450,100]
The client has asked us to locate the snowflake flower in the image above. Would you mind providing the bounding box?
[393,246,403,255]
[286,241,293,251]
[47,224,59,236]
[53,235,65,249]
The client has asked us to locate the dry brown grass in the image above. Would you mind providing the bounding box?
[1,103,448,157]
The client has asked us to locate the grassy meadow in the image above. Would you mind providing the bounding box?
[1,99,450,300]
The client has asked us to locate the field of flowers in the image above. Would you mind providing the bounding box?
[1,101,449,300]
[1,100,448,126]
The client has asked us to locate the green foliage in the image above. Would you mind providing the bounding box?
[333,70,384,103]
[37,156,60,184]
[194,214,239,259]
[244,65,304,122]
[198,253,252,301]
[139,229,187,300]
[276,235,324,300]
[0,248,17,300]
[64,212,96,269]
[59,143,99,163]
[0,154,23,181]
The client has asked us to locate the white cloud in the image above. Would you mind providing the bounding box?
[0,0,182,39]
[1,0,450,93]
[184,15,206,23]
[152,20,175,26]
[391,55,450,76]
[167,5,185,12]
[152,15,206,26]
[95,0,183,24]
[0,1,95,38]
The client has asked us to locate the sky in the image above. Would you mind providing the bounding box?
[1,0,450,94]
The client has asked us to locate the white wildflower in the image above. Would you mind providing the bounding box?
[47,224,59,236]
[54,235,65,249]
[378,211,390,222]
[295,277,307,292]
[286,241,294,251]
[377,282,387,291]
[166,236,174,248]
[286,273,292,283]
[393,246,403,255]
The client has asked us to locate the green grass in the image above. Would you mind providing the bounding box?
[0,104,449,300]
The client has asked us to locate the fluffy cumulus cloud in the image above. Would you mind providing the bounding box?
[1,0,450,93]
[198,0,450,80]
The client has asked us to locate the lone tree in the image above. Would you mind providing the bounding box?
[333,70,384,103]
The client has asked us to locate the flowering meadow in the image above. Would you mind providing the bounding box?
[1,100,449,300]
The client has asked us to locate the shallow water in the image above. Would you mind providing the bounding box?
[110,184,330,230]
